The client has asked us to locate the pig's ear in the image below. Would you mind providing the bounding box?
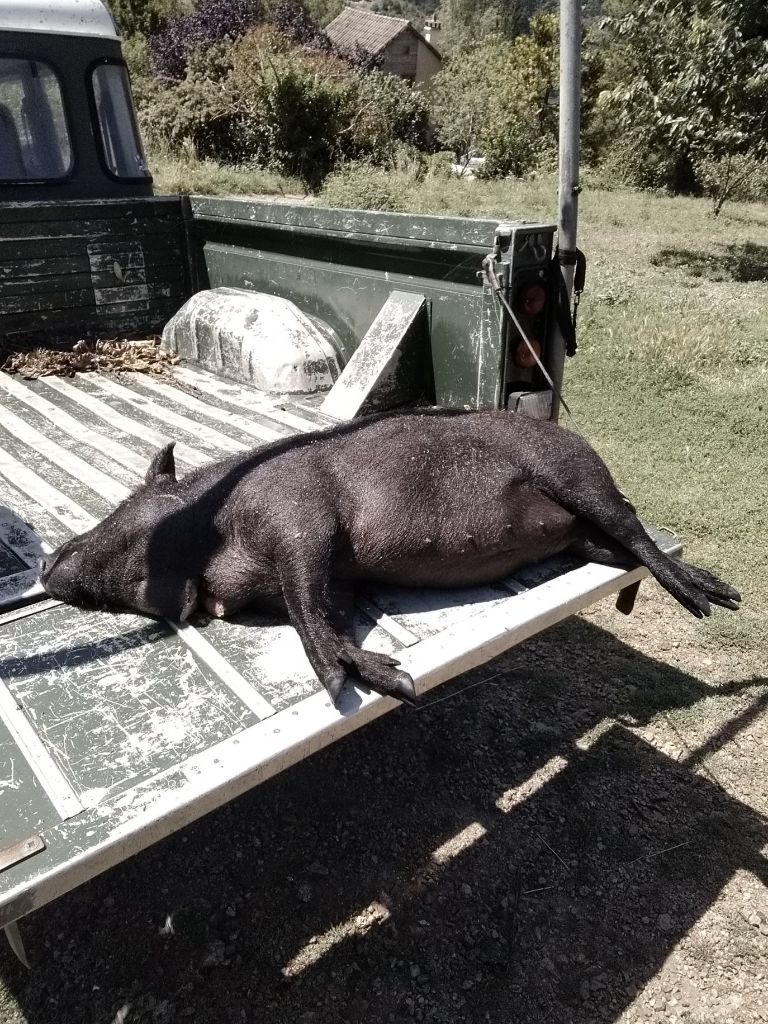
[145,442,176,484]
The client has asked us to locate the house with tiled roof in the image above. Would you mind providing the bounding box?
[325,7,442,85]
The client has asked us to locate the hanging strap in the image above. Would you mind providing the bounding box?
[553,247,587,357]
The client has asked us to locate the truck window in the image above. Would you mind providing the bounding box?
[0,57,72,182]
[91,63,149,180]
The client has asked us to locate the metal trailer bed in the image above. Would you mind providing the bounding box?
[0,366,679,963]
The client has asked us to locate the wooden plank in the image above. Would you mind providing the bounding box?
[169,622,275,722]
[0,569,45,609]
[0,253,181,282]
[0,447,96,535]
[190,195,532,250]
[0,266,184,298]
[0,374,151,479]
[0,604,259,810]
[0,298,182,339]
[84,374,250,455]
[0,713,61,850]
[0,198,182,226]
[171,365,332,434]
[0,262,185,294]
[0,255,91,281]
[39,378,211,470]
[0,669,85,821]
[0,501,52,566]
[0,406,130,504]
[127,373,284,444]
[365,582,512,641]
[0,214,185,243]
[321,291,427,420]
[0,476,74,550]
[0,235,184,262]
[0,280,183,317]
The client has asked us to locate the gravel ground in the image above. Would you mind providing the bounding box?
[1,585,766,1024]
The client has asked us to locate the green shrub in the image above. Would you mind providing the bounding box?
[230,35,357,185]
[347,72,431,158]
[695,154,768,214]
[138,26,433,188]
[319,163,406,211]
[138,43,241,159]
[586,131,681,193]
[427,14,591,179]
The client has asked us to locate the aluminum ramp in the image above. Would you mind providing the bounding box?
[0,366,679,951]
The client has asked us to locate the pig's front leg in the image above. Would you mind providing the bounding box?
[276,542,416,706]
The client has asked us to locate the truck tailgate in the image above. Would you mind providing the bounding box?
[0,367,679,927]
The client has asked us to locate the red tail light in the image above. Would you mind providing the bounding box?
[515,283,546,317]
[513,337,542,369]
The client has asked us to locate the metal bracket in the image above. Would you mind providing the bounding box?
[3,921,30,968]
[0,834,45,873]
[615,581,641,615]
[320,291,428,421]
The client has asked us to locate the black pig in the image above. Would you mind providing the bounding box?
[41,409,740,705]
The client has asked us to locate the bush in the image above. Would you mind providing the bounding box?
[428,14,577,179]
[695,154,768,215]
[340,72,432,161]
[140,19,434,189]
[270,0,381,71]
[319,162,407,211]
[109,0,190,38]
[228,35,358,185]
[138,43,241,158]
[150,0,263,80]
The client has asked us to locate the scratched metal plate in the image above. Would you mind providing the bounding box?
[363,581,517,640]
[0,714,60,849]
[196,604,401,713]
[0,543,23,581]
[0,604,259,807]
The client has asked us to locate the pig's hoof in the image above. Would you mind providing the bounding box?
[339,646,418,706]
[682,563,741,610]
[322,667,348,706]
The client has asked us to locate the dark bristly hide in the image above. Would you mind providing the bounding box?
[41,409,741,706]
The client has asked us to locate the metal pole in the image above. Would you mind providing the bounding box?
[558,0,582,297]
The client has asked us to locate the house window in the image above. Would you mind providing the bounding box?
[91,63,150,180]
[0,57,72,182]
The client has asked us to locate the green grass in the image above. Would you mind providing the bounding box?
[570,189,768,656]
[147,150,768,656]
[150,152,306,197]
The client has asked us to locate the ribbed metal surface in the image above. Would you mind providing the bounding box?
[0,367,680,930]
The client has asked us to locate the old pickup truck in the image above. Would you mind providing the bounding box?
[0,0,680,966]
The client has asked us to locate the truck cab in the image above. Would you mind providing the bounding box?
[0,0,151,202]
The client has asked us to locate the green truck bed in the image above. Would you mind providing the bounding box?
[0,365,680,959]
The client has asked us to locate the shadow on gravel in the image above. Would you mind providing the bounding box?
[2,617,767,1024]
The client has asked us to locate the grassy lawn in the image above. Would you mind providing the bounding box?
[152,154,768,658]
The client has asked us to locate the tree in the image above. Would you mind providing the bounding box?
[437,0,525,52]
[428,13,602,177]
[107,0,190,38]
[599,0,768,212]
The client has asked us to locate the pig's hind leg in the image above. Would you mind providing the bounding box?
[535,445,741,617]
[277,538,417,707]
